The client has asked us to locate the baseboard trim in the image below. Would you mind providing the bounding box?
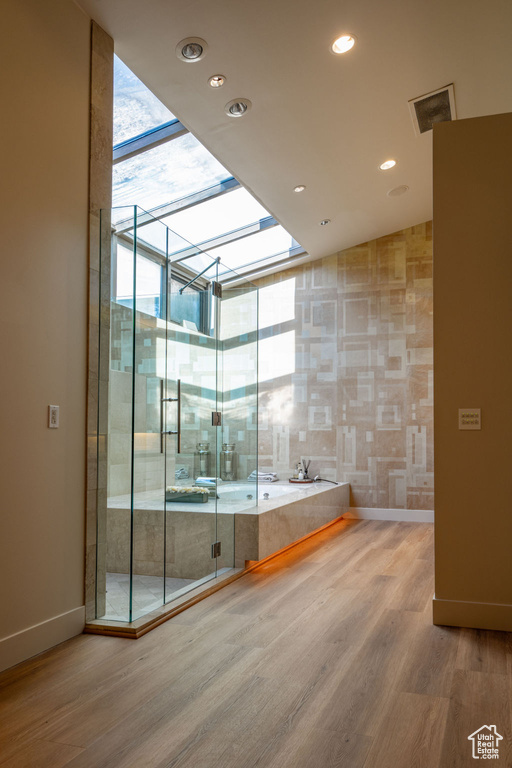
[433,596,512,632]
[0,606,85,673]
[344,507,434,523]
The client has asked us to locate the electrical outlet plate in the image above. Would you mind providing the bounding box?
[458,408,481,430]
[48,405,59,428]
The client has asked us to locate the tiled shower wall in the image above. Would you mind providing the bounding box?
[256,222,433,510]
[107,296,258,498]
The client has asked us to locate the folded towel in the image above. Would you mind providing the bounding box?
[195,477,223,486]
[247,471,278,482]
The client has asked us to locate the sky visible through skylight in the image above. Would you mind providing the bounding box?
[112,55,300,275]
[113,134,231,211]
[160,187,269,245]
[113,56,176,145]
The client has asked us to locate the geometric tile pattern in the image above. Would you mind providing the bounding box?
[256,222,433,510]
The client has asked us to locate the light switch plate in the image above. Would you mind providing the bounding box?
[48,405,59,429]
[458,408,481,430]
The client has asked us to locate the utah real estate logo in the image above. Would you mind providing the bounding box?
[468,725,503,760]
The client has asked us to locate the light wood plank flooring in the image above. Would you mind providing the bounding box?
[1,519,511,767]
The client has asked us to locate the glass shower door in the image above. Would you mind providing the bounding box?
[218,267,259,571]
[103,208,170,623]
[97,208,258,625]
[163,258,220,603]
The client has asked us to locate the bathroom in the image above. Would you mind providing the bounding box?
[3,0,511,696]
[90,58,434,632]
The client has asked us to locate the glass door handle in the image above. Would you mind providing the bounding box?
[160,379,181,453]
[160,380,164,454]
[176,379,181,453]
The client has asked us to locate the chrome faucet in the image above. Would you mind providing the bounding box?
[313,475,339,485]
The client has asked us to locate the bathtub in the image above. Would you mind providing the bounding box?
[217,483,295,502]
[106,480,350,578]
[231,480,350,567]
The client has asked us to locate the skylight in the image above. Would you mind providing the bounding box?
[160,187,269,244]
[112,55,305,280]
[210,228,297,271]
[113,56,176,145]
[112,133,231,211]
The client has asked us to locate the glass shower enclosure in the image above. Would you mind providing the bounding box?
[95,206,258,623]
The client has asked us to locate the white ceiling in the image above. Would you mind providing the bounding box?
[78,0,512,263]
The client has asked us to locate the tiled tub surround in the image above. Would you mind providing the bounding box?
[106,492,235,580]
[105,481,349,589]
[234,481,350,566]
[256,222,433,513]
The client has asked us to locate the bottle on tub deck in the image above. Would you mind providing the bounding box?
[194,442,210,479]
[220,443,237,481]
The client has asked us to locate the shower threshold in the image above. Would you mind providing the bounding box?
[100,572,197,622]
[85,566,243,638]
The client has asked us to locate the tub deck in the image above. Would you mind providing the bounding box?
[234,481,350,566]
[106,481,350,575]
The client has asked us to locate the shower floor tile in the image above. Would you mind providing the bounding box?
[101,572,196,621]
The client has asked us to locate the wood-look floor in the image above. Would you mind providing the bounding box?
[1,519,511,768]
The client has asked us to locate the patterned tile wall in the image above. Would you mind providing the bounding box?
[256,222,433,510]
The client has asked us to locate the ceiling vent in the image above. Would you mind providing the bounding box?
[408,84,456,136]
[387,185,409,197]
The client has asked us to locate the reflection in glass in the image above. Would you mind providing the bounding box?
[115,244,163,318]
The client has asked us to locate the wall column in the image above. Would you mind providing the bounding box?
[433,112,512,630]
[86,21,113,621]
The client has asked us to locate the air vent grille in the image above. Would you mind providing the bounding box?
[408,84,456,136]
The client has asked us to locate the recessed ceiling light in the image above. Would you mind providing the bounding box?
[225,99,252,117]
[319,219,331,226]
[387,185,409,197]
[379,159,396,170]
[176,37,208,62]
[208,74,226,88]
[294,185,306,193]
[331,34,356,54]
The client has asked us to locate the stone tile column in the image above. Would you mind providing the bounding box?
[86,21,113,621]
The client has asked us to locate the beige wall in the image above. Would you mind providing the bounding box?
[0,0,91,669]
[433,113,512,631]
